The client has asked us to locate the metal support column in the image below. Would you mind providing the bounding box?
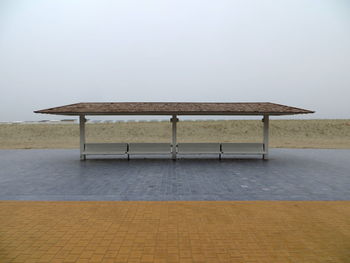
[79,115,86,161]
[171,115,178,160]
[262,114,269,160]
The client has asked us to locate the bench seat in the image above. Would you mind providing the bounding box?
[128,143,172,154]
[84,143,128,155]
[221,143,265,154]
[82,142,266,159]
[177,143,221,154]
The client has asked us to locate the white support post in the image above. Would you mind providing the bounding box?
[263,114,269,160]
[171,115,178,160]
[79,115,86,161]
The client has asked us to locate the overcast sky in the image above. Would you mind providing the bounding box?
[0,0,349,121]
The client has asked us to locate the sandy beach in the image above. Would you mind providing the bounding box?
[1,119,349,149]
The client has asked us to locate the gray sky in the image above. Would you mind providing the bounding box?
[1,0,349,121]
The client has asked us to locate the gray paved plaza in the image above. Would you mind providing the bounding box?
[0,149,349,201]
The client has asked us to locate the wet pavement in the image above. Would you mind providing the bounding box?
[0,149,349,201]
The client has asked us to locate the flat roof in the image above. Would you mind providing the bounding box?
[34,102,314,116]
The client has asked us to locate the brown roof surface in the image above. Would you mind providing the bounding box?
[34,102,314,116]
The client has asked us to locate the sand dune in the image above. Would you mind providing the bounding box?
[0,119,349,149]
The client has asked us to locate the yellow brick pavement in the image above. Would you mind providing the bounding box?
[0,201,349,263]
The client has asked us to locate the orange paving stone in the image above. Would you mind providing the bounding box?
[0,201,349,263]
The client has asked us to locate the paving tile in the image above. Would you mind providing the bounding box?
[1,148,350,262]
[1,201,349,263]
[0,149,350,201]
